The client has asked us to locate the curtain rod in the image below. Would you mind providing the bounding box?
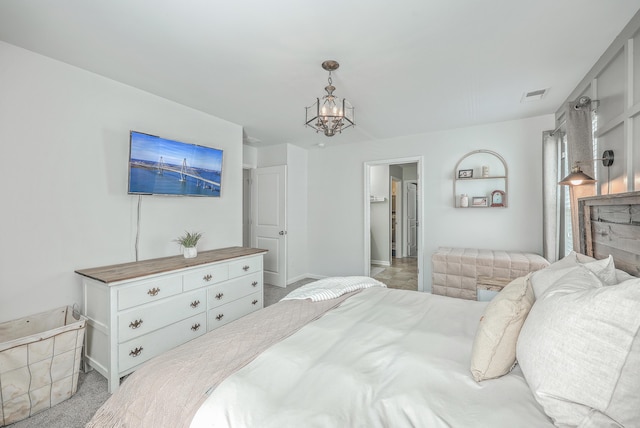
[551,97,599,136]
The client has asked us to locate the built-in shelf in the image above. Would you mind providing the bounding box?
[456,176,507,180]
[453,150,508,208]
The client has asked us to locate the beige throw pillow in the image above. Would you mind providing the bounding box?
[516,266,640,427]
[470,275,534,382]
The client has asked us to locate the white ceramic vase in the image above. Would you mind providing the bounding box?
[183,247,198,259]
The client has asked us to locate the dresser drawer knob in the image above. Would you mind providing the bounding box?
[191,323,201,331]
[242,265,250,271]
[215,313,224,321]
[215,292,224,300]
[252,299,259,305]
[129,319,143,329]
[251,281,258,287]
[129,347,143,357]
[190,300,201,308]
[147,287,160,296]
[203,274,213,282]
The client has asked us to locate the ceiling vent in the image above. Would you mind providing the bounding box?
[521,88,548,103]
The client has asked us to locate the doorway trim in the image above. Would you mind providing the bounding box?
[242,167,253,248]
[404,179,418,258]
[364,156,424,292]
[391,176,403,260]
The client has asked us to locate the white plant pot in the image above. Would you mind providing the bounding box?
[183,247,197,259]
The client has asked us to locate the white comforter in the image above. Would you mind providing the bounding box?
[190,287,553,427]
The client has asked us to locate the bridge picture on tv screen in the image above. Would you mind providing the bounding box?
[128,131,223,197]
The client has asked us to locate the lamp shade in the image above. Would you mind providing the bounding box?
[558,164,596,186]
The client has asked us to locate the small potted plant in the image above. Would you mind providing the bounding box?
[174,231,203,259]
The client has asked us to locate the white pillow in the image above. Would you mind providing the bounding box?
[530,253,616,298]
[573,252,621,285]
[516,267,640,427]
[469,275,534,382]
[615,268,635,283]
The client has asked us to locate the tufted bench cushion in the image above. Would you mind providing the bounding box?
[431,247,549,300]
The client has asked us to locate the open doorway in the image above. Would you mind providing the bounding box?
[364,157,423,292]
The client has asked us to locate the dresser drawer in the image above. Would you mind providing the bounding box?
[208,291,262,329]
[118,289,206,342]
[207,272,262,309]
[118,275,183,311]
[183,264,229,291]
[228,256,263,279]
[118,312,206,372]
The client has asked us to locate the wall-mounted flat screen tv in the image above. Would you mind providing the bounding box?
[128,131,223,197]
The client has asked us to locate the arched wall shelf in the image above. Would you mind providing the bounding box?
[453,149,508,208]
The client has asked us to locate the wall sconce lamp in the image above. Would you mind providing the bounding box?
[558,150,614,186]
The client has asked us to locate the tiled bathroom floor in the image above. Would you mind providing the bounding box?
[372,257,418,291]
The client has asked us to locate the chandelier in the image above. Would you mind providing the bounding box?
[305,60,355,137]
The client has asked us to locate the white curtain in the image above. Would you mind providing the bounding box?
[566,101,595,178]
[565,100,596,251]
[542,131,560,262]
[541,100,595,261]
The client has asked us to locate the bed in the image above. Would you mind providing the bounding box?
[87,192,640,428]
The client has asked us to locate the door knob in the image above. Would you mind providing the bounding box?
[279,231,287,235]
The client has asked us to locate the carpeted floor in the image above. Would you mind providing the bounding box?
[6,278,315,427]
[7,370,109,428]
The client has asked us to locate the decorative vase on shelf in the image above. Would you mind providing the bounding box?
[183,247,198,259]
[460,194,469,208]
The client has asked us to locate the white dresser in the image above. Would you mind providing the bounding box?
[76,247,267,393]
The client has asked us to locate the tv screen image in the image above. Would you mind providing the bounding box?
[128,131,223,197]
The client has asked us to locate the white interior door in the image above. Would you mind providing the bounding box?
[252,165,287,287]
[406,181,418,257]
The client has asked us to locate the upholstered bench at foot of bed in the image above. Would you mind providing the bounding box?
[431,247,549,300]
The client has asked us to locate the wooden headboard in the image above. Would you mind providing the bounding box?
[578,191,640,277]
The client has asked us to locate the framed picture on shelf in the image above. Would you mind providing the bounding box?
[458,169,473,179]
[490,190,505,207]
[472,196,488,207]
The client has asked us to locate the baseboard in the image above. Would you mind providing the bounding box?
[371,260,391,267]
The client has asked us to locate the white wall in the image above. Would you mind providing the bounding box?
[0,42,243,323]
[243,144,258,168]
[307,115,555,289]
[285,145,308,282]
[557,12,640,193]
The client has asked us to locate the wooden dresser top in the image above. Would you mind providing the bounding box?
[75,246,267,284]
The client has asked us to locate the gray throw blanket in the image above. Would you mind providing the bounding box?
[87,292,357,428]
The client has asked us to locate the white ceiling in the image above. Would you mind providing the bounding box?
[1,1,639,148]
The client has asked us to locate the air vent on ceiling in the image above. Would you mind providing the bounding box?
[521,88,548,103]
